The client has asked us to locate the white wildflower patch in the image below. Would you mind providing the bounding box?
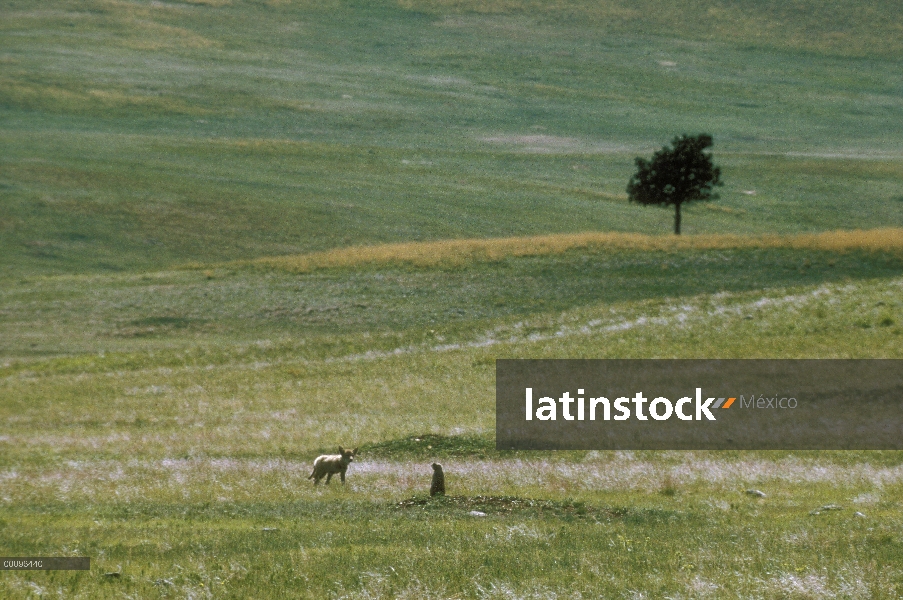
[852,492,880,504]
[4,455,903,504]
[761,571,871,599]
[686,575,720,597]
[486,524,553,544]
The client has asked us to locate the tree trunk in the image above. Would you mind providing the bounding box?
[674,202,681,235]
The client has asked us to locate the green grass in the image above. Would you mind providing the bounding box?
[4,488,902,598]
[2,261,903,597]
[2,1,903,279]
[3,0,903,597]
[2,268,903,597]
[2,246,901,360]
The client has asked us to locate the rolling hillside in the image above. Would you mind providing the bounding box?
[2,0,902,278]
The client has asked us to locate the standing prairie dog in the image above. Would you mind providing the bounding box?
[430,462,446,496]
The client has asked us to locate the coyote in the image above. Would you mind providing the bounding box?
[308,446,357,485]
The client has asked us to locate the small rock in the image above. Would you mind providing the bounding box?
[261,527,278,532]
[468,510,487,517]
[854,511,866,518]
[154,579,174,586]
[746,489,766,498]
[810,505,843,515]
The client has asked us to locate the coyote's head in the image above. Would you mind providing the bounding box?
[337,446,357,465]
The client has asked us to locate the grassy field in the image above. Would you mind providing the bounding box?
[3,0,903,279]
[2,265,903,597]
[2,0,903,598]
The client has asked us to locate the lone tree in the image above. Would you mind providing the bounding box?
[627,134,723,235]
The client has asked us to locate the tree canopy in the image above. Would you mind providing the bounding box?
[627,134,723,234]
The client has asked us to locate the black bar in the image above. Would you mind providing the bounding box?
[1,558,90,571]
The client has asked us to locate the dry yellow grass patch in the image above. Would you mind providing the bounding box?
[0,78,85,106]
[121,21,217,50]
[224,228,903,273]
[85,89,208,114]
[184,0,233,6]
